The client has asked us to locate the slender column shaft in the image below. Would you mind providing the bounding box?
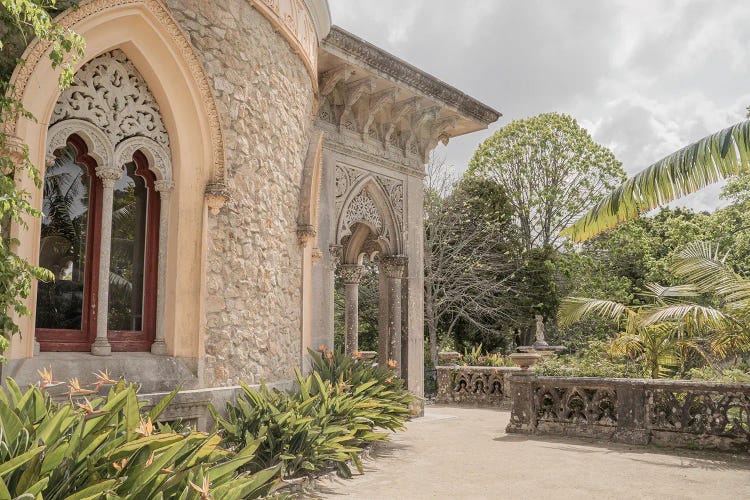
[151,180,173,355]
[344,282,359,354]
[91,167,122,356]
[388,275,402,369]
[340,264,364,356]
[377,264,389,365]
[382,256,407,374]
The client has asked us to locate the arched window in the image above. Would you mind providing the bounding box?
[37,50,172,353]
[36,137,100,350]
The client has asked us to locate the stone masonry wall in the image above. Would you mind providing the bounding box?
[166,0,314,386]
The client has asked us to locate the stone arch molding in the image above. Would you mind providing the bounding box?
[336,174,403,259]
[48,50,173,181]
[8,0,226,182]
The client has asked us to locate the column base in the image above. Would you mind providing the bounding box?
[90,339,112,356]
[150,340,167,355]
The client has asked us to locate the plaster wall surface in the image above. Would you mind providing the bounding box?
[166,0,315,386]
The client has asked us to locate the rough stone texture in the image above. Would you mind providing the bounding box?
[506,375,750,452]
[436,366,519,408]
[166,0,314,386]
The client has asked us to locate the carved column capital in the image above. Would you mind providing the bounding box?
[381,255,407,279]
[205,180,228,215]
[297,224,317,245]
[341,264,365,285]
[154,179,175,193]
[95,166,123,188]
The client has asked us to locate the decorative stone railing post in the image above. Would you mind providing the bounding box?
[151,180,174,355]
[506,370,537,434]
[340,264,364,355]
[381,255,407,372]
[91,166,123,356]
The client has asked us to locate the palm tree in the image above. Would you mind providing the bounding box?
[559,242,750,377]
[562,119,750,242]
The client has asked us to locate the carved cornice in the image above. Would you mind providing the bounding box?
[323,26,500,125]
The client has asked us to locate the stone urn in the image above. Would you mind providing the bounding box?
[509,352,541,371]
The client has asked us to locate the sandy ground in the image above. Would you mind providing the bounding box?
[311,405,750,500]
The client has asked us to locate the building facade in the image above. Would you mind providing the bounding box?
[2,0,499,403]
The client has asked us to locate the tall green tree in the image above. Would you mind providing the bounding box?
[469,112,625,252]
[0,0,84,358]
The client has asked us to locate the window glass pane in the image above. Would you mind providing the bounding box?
[108,162,148,331]
[35,145,90,330]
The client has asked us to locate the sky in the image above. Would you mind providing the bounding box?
[328,0,750,212]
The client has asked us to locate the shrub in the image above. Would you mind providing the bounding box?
[455,344,514,367]
[0,373,277,499]
[686,366,750,383]
[212,349,412,479]
[535,341,641,378]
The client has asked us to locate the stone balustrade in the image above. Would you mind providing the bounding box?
[436,366,520,407]
[506,374,750,452]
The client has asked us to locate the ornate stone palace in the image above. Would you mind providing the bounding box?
[2,0,499,408]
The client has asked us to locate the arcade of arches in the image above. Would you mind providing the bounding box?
[2,0,499,407]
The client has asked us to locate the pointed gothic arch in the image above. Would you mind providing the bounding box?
[6,0,224,360]
[336,175,403,263]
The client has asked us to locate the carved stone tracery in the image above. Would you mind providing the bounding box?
[344,190,382,234]
[52,50,170,153]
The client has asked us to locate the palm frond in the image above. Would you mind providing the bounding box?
[640,303,731,331]
[561,120,750,242]
[608,333,643,358]
[641,282,701,303]
[558,296,632,327]
[672,242,750,306]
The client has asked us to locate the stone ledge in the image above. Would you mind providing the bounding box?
[2,352,199,393]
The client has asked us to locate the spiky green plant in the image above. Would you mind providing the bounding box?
[212,349,412,480]
[0,374,278,499]
[562,120,750,242]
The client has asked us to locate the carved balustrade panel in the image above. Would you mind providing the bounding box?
[647,386,750,439]
[535,384,618,427]
[506,376,750,452]
[436,366,518,407]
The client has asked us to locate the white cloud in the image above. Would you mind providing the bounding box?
[328,0,750,212]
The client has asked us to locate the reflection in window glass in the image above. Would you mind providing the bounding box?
[108,162,148,331]
[35,145,90,330]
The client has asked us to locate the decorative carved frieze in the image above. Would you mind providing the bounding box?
[248,0,322,91]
